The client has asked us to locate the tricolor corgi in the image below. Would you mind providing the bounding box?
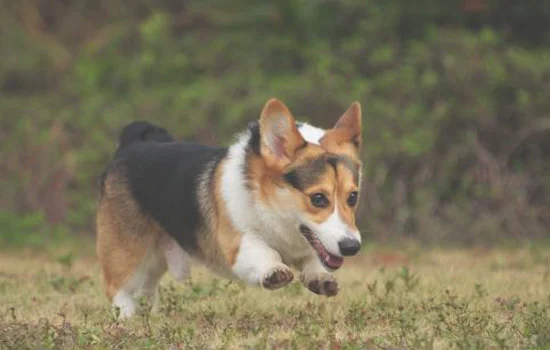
[96,99,363,318]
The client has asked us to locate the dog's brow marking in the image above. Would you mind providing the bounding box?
[284,154,360,190]
[283,156,330,191]
[327,154,360,184]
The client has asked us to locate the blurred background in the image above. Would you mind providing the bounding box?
[1,0,550,249]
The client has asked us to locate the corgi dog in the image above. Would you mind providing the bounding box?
[96,99,363,318]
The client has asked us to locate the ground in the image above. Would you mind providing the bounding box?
[1,241,550,349]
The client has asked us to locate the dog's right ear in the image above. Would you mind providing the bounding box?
[259,98,306,171]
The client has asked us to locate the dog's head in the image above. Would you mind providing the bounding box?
[254,98,362,270]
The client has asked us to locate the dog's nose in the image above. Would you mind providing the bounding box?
[338,238,361,256]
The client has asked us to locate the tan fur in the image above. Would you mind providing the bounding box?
[254,100,362,232]
[96,170,161,300]
[320,102,362,160]
[259,98,306,171]
[196,159,242,271]
[97,159,245,301]
[289,155,359,228]
[97,99,363,308]
[213,161,244,267]
[248,133,337,222]
[334,162,360,228]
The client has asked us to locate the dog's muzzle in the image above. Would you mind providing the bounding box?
[299,225,344,270]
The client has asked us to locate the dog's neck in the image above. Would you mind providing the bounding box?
[220,129,259,235]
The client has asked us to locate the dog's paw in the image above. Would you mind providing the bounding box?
[261,266,294,290]
[304,275,339,297]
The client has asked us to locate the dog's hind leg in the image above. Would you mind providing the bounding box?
[110,242,167,318]
[96,175,167,318]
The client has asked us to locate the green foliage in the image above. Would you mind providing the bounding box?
[0,210,73,249]
[1,0,550,245]
[0,211,46,247]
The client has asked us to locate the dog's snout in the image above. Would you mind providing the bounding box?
[338,237,361,256]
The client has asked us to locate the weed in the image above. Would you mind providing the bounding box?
[56,252,75,271]
[398,266,420,292]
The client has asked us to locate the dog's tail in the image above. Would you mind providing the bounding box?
[99,122,174,196]
[117,121,174,149]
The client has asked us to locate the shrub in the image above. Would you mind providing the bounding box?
[1,0,549,245]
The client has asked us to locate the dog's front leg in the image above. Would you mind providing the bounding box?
[297,254,339,297]
[232,233,294,290]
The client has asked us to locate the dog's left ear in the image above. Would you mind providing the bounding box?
[320,102,362,158]
[259,98,306,171]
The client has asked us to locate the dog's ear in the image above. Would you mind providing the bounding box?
[259,98,306,171]
[319,102,362,158]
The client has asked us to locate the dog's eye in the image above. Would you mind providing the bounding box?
[310,193,329,208]
[347,191,359,207]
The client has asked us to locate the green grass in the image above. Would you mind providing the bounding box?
[1,242,550,349]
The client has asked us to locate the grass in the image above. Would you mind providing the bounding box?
[1,241,550,349]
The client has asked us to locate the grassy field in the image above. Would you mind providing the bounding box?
[1,241,550,349]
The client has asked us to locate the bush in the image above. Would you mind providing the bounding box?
[1,0,549,246]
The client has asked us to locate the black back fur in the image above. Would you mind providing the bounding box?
[102,121,228,255]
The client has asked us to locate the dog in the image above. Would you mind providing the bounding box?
[96,98,363,318]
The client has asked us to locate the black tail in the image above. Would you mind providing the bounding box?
[99,122,173,196]
[118,121,174,149]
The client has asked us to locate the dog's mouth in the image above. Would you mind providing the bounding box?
[299,225,343,270]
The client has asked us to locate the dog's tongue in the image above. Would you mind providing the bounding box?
[313,241,344,269]
[323,253,344,269]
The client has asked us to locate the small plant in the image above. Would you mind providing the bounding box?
[398,266,420,292]
[474,283,488,298]
[136,295,153,334]
[3,245,550,348]
[48,274,90,293]
[56,252,75,271]
[159,283,184,316]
